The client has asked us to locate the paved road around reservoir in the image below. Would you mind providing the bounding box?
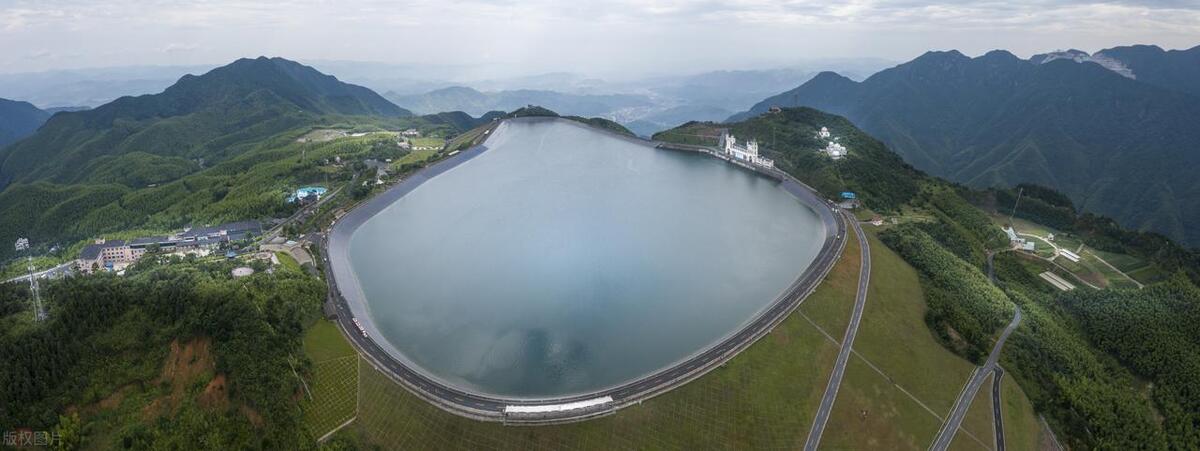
[992,368,1006,451]
[319,117,851,423]
[803,215,871,450]
[929,306,1023,451]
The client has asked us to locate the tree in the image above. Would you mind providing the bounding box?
[54,412,81,451]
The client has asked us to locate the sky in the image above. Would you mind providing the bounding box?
[2,0,1198,78]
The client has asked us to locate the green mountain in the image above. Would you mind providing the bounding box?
[0,57,409,187]
[734,49,1200,246]
[0,98,50,148]
[0,57,435,261]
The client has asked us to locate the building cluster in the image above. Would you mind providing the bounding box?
[816,127,847,160]
[288,186,328,204]
[719,133,775,168]
[77,221,262,273]
[1004,226,1036,251]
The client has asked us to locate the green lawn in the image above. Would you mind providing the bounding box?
[410,137,445,148]
[1127,264,1169,285]
[301,320,360,438]
[799,229,861,335]
[820,231,987,449]
[821,357,946,450]
[303,319,356,364]
[852,231,979,415]
[391,149,438,170]
[302,355,358,439]
[275,251,301,273]
[1000,370,1042,451]
[1089,248,1150,273]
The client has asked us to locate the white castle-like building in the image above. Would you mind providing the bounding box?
[823,142,847,160]
[720,133,774,168]
[816,126,847,160]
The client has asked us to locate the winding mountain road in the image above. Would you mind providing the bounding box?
[929,306,1023,451]
[803,214,870,450]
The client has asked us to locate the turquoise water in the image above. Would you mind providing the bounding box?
[347,119,824,398]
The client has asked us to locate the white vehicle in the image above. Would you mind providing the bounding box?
[351,317,368,337]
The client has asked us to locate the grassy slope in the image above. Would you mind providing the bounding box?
[303,319,356,363]
[344,228,863,449]
[949,371,995,451]
[820,231,985,449]
[797,227,861,335]
[1000,371,1042,451]
[301,320,359,439]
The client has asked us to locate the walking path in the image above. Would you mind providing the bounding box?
[804,212,870,450]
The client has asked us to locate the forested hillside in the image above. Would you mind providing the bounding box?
[0,57,487,262]
[733,48,1200,247]
[0,255,328,448]
[0,98,50,148]
[656,107,922,212]
[0,56,409,185]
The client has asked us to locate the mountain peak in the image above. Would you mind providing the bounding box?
[0,56,409,184]
[1032,48,1135,79]
[978,49,1021,63]
[914,50,969,62]
[809,71,854,83]
[0,98,51,148]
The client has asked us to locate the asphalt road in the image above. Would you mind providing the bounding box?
[929,306,1023,451]
[804,214,871,451]
[320,117,850,423]
[3,261,74,284]
[992,367,1006,451]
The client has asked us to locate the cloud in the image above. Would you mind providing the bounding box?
[24,49,52,59]
[163,43,198,53]
[0,0,1197,74]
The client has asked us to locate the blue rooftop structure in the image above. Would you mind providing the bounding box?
[288,186,328,203]
[840,192,857,200]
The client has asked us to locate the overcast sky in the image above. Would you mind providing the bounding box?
[2,0,1198,77]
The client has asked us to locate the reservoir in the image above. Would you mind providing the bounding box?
[343,118,826,399]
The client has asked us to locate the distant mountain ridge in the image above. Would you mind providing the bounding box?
[733,46,1200,246]
[0,56,409,186]
[385,86,652,118]
[1094,45,1200,97]
[0,99,50,148]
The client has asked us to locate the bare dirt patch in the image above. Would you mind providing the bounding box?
[143,337,218,419]
[198,374,230,410]
[241,405,265,428]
